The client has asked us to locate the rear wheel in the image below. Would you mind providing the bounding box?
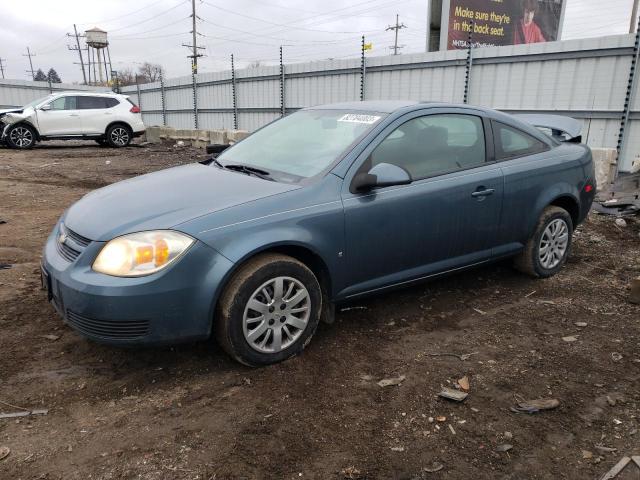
[215,254,322,366]
[514,206,573,278]
[6,124,36,149]
[106,124,132,148]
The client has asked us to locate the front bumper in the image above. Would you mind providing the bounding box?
[42,224,234,346]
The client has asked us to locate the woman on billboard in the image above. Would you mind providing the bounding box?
[513,0,546,44]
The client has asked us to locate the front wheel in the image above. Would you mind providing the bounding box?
[6,124,36,149]
[215,254,322,366]
[514,206,573,278]
[106,124,132,148]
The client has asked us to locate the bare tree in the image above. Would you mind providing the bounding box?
[137,62,165,83]
[114,67,137,86]
[248,60,262,68]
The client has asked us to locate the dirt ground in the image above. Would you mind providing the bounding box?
[1,141,639,480]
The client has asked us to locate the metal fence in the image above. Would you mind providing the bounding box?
[0,79,107,109]
[0,34,638,173]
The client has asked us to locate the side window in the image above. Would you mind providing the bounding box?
[49,97,66,110]
[493,121,548,159]
[64,96,77,110]
[77,96,107,109]
[369,114,486,180]
[105,97,119,108]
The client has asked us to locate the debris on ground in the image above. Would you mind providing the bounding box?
[0,409,48,419]
[595,445,617,454]
[0,220,6,225]
[0,446,9,461]
[426,352,478,361]
[436,416,447,422]
[41,334,60,341]
[377,375,406,387]
[575,322,588,328]
[423,462,444,473]
[340,306,367,312]
[341,466,362,479]
[448,424,456,435]
[611,352,623,362]
[457,376,470,392]
[390,446,405,452]
[438,387,468,402]
[510,398,560,414]
[615,218,627,228]
[599,456,640,480]
[0,264,12,270]
[562,335,579,342]
[582,450,593,459]
[496,444,513,452]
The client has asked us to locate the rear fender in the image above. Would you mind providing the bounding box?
[528,183,580,236]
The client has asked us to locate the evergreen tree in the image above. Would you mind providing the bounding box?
[33,69,47,81]
[47,68,62,83]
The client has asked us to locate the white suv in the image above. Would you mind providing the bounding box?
[0,91,145,149]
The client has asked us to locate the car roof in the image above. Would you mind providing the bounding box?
[305,100,500,115]
[54,91,124,97]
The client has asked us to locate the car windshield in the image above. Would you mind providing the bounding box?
[216,110,386,181]
[23,95,54,109]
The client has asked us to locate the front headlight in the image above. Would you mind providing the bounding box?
[92,230,194,277]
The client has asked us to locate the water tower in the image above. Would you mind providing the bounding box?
[85,27,111,85]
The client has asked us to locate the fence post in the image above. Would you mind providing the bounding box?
[463,21,474,104]
[360,36,366,101]
[159,72,167,127]
[279,46,286,117]
[192,72,199,130]
[135,76,143,120]
[231,54,238,130]
[615,13,640,184]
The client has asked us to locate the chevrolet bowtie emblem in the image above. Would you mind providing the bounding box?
[58,232,68,245]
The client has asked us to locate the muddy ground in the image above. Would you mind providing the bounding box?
[0,141,639,480]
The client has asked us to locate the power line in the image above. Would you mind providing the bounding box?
[386,14,407,55]
[109,0,189,33]
[23,47,35,80]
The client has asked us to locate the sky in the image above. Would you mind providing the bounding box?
[0,0,637,83]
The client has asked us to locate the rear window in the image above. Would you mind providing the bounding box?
[492,121,549,159]
[77,96,116,109]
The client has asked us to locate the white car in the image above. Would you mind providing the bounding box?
[0,91,145,149]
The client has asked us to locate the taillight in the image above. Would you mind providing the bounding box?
[584,184,593,193]
[130,105,141,113]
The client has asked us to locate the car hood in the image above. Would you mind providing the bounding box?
[0,108,22,116]
[63,163,301,241]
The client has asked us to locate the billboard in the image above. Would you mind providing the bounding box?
[444,0,566,50]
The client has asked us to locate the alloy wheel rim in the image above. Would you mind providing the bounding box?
[243,276,311,354]
[538,218,569,269]
[10,127,33,147]
[111,127,129,146]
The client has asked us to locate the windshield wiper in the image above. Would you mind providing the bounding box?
[222,163,273,181]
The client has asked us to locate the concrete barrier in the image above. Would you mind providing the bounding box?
[143,126,249,148]
[592,148,617,189]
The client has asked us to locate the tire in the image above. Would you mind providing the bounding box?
[514,206,573,278]
[6,123,36,149]
[105,124,132,148]
[215,253,323,367]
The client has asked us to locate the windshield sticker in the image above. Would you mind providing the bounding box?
[338,114,381,124]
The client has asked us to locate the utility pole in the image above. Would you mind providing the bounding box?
[23,47,35,80]
[67,25,87,84]
[632,0,640,33]
[182,0,204,74]
[0,58,5,79]
[386,14,407,55]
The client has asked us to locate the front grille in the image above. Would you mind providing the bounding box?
[56,224,91,263]
[57,240,81,262]
[66,310,150,340]
[65,227,91,247]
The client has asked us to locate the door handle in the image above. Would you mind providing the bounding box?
[471,188,495,198]
[69,114,80,117]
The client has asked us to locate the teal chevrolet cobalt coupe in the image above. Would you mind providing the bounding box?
[42,101,596,366]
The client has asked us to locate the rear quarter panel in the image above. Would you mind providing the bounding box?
[497,142,592,250]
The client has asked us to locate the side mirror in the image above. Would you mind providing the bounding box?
[39,104,51,111]
[351,162,412,193]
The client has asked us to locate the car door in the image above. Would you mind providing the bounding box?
[35,96,82,135]
[77,96,110,134]
[339,109,504,298]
